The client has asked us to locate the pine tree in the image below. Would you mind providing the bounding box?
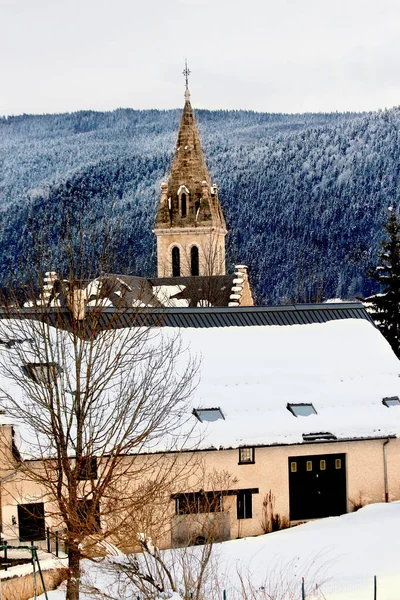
[367,208,400,357]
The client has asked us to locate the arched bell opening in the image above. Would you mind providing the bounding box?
[191,245,199,276]
[172,246,181,277]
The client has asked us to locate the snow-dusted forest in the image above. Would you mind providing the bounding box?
[1,106,399,303]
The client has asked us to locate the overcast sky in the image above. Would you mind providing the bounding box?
[1,0,400,116]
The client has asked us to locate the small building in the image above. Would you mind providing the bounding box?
[0,303,399,548]
[161,303,400,543]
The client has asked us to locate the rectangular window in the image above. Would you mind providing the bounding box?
[237,490,253,520]
[18,503,45,542]
[320,460,326,471]
[76,456,98,480]
[291,461,297,473]
[175,492,222,515]
[335,459,342,469]
[239,447,255,464]
[306,461,313,471]
[77,499,101,533]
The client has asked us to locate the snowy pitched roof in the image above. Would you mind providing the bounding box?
[174,317,400,449]
[0,305,398,454]
[21,271,251,311]
[149,275,236,307]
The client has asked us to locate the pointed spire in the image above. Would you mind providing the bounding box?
[155,64,226,234]
[167,63,211,198]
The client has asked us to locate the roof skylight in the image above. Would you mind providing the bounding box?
[21,362,63,385]
[302,432,337,441]
[193,408,225,423]
[382,396,400,408]
[287,403,317,418]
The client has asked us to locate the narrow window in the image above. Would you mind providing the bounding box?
[335,458,342,469]
[306,461,313,471]
[320,459,326,471]
[172,247,180,277]
[181,193,187,217]
[291,461,297,473]
[237,490,253,519]
[191,246,199,276]
[239,447,255,464]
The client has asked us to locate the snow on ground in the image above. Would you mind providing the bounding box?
[33,502,400,599]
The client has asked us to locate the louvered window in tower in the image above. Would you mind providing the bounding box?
[181,193,187,217]
[191,246,199,276]
[172,247,180,277]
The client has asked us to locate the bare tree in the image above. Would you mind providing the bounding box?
[0,197,199,600]
[81,469,237,600]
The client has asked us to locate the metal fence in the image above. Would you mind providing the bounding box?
[219,573,395,599]
[0,529,66,571]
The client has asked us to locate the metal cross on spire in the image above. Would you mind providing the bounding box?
[183,59,191,91]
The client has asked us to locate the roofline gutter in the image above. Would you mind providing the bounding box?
[22,434,397,462]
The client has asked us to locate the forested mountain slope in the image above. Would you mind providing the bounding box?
[0,106,398,303]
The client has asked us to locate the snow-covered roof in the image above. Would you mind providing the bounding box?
[174,317,400,449]
[0,311,398,455]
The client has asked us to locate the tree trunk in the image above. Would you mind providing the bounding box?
[66,544,81,600]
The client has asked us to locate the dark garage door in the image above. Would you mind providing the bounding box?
[288,453,346,521]
[18,503,45,542]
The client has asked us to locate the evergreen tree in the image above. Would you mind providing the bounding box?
[367,208,400,357]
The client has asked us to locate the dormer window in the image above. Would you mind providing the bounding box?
[287,403,317,417]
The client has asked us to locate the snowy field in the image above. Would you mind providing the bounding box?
[33,502,400,599]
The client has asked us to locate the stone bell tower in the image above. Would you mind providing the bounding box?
[154,63,227,278]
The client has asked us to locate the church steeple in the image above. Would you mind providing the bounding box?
[154,64,227,278]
